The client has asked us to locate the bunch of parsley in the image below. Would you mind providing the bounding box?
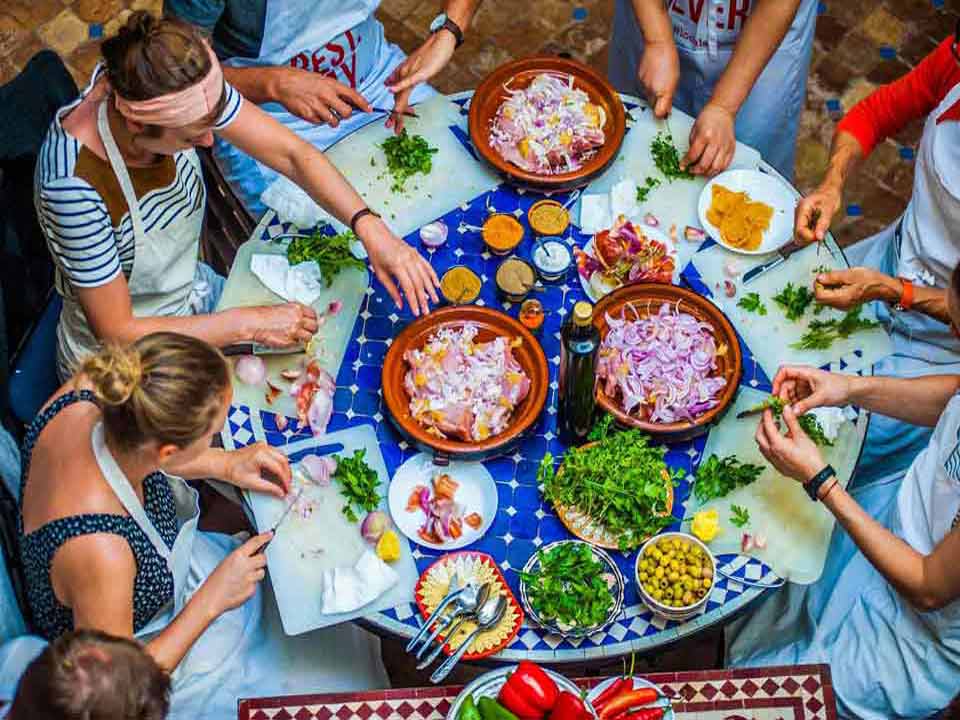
[746,396,834,447]
[737,292,768,316]
[333,449,381,523]
[773,282,816,321]
[693,454,765,504]
[286,229,365,286]
[538,416,680,550]
[519,542,614,629]
[792,305,878,351]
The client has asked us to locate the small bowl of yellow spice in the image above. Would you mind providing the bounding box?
[482,213,525,256]
[440,265,482,305]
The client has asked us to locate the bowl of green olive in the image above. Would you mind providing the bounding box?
[635,531,715,621]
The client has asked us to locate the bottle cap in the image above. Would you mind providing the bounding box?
[572,301,593,326]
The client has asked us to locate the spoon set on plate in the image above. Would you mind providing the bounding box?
[405,573,508,683]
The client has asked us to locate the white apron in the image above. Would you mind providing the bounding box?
[845,81,960,487]
[608,0,818,179]
[212,0,433,215]
[56,102,203,378]
[90,421,387,719]
[726,396,960,719]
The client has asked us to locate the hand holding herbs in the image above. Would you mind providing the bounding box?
[539,418,680,550]
[693,454,765,504]
[773,282,815,321]
[333,449,381,523]
[286,229,366,286]
[378,129,438,193]
[651,131,695,181]
[519,542,615,631]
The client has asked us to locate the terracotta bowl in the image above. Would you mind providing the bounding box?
[468,56,627,191]
[592,283,742,439]
[381,306,549,461]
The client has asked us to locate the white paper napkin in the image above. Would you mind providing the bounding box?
[319,548,399,615]
[250,254,324,306]
[579,178,639,234]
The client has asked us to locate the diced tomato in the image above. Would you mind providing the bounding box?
[465,513,483,530]
[407,485,427,513]
[418,527,440,544]
[433,473,460,501]
[448,518,463,539]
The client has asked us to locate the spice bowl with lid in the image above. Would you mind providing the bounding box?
[532,237,572,282]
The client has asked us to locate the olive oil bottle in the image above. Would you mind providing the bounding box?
[558,301,600,445]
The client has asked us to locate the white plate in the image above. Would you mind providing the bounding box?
[586,676,675,719]
[447,667,586,720]
[697,169,796,256]
[576,223,678,302]
[387,453,498,550]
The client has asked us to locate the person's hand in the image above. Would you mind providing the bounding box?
[224,443,291,498]
[198,532,272,616]
[682,103,736,176]
[772,365,853,415]
[357,216,440,316]
[755,406,826,483]
[794,182,842,245]
[274,69,373,127]
[250,302,318,348]
[385,31,457,133]
[814,267,900,310]
[637,41,679,118]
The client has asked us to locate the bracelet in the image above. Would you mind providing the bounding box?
[805,464,836,502]
[349,208,380,235]
[894,277,914,312]
[818,475,840,502]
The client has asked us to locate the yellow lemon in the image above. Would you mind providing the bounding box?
[376,530,400,562]
[691,509,720,543]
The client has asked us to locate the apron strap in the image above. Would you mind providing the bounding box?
[96,100,146,243]
[90,422,173,566]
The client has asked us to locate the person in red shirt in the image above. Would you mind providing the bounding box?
[794,27,960,488]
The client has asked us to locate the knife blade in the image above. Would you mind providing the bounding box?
[222,343,306,357]
[261,486,306,550]
[742,241,803,285]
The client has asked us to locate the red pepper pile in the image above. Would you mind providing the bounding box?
[497,662,592,720]
[590,678,665,720]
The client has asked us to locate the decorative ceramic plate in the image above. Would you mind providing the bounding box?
[576,224,678,303]
[586,676,675,720]
[446,666,587,720]
[414,552,523,660]
[519,540,625,638]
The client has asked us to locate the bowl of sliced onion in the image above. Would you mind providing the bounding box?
[469,56,627,191]
[592,283,742,439]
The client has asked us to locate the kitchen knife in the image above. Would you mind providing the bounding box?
[259,486,306,551]
[222,343,305,357]
[741,241,803,285]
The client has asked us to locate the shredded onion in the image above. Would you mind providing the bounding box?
[596,303,727,423]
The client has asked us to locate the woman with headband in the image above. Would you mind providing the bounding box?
[36,12,439,379]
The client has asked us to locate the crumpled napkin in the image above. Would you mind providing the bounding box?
[579,178,638,234]
[808,405,857,443]
[250,254,324,306]
[319,548,399,615]
[261,174,328,230]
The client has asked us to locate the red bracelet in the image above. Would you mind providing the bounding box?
[895,277,914,311]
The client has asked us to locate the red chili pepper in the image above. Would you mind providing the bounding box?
[614,708,663,720]
[548,691,592,720]
[591,678,630,713]
[498,662,559,719]
[597,689,658,720]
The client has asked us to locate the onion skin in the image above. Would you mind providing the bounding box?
[235,355,266,385]
[361,510,390,542]
[301,454,337,486]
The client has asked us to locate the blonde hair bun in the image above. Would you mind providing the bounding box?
[82,345,143,406]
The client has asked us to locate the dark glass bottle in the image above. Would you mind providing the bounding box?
[558,301,600,446]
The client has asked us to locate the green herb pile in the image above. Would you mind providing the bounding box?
[538,416,680,550]
[792,305,878,351]
[651,132,695,181]
[737,292,768,316]
[519,542,614,630]
[752,395,834,447]
[379,129,438,193]
[635,176,662,203]
[693,454,765,504]
[286,229,365,287]
[773,282,816,321]
[333,449,381,523]
[730,504,751,528]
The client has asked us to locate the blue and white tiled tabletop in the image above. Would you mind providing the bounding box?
[220,91,867,663]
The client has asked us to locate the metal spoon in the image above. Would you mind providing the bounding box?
[405,572,461,653]
[414,581,484,660]
[416,582,491,669]
[430,594,508,684]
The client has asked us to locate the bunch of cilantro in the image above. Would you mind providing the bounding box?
[333,449,381,523]
[519,542,613,630]
[538,416,680,550]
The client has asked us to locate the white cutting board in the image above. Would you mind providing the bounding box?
[215,235,368,418]
[692,242,893,377]
[246,426,419,635]
[580,105,763,272]
[684,387,860,584]
[313,96,500,238]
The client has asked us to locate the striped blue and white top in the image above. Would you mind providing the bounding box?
[34,74,243,296]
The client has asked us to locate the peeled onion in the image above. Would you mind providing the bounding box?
[301,454,337,486]
[361,510,390,542]
[420,221,449,248]
[235,355,266,385]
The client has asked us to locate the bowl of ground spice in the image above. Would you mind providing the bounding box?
[495,257,537,303]
[440,265,482,305]
[482,213,525,255]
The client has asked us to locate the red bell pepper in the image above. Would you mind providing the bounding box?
[497,662,559,719]
[548,691,592,720]
[597,688,658,720]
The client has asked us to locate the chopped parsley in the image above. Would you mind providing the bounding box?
[379,130,438,193]
[694,454,765,504]
[286,229,366,286]
[730,504,751,528]
[651,131,695,181]
[519,542,614,630]
[737,292,768,316]
[636,176,662,203]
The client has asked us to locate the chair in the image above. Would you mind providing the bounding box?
[7,293,62,427]
[198,147,256,275]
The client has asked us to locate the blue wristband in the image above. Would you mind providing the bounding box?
[805,464,836,502]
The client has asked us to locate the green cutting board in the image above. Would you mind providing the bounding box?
[215,234,368,419]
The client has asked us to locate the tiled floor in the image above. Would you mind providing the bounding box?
[2,0,958,246]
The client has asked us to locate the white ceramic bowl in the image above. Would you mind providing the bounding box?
[635,531,715,622]
[446,666,590,720]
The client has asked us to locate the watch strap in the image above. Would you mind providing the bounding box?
[895,277,914,311]
[805,464,836,502]
[433,17,464,48]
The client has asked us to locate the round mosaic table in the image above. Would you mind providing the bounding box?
[219,91,872,663]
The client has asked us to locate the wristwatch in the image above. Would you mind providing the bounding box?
[805,464,837,502]
[430,13,465,48]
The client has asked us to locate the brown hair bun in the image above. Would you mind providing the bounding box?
[82,345,142,407]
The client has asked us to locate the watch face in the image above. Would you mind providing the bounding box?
[430,13,448,32]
